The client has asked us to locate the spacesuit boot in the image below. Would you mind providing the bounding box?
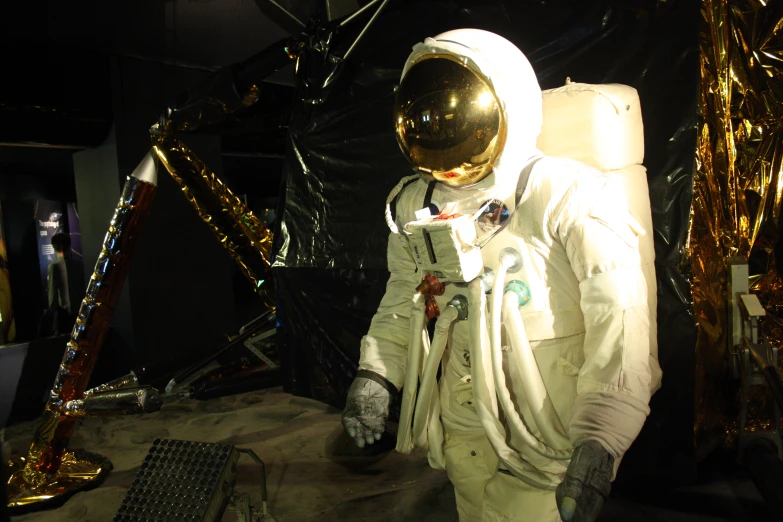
[344,29,662,522]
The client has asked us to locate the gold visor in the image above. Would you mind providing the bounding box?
[394,55,506,187]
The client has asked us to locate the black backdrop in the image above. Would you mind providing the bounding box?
[272,0,699,484]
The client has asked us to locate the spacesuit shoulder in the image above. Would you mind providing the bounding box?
[391,178,430,230]
[528,156,594,200]
[535,156,620,233]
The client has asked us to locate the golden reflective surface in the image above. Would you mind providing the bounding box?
[151,135,276,311]
[692,0,783,446]
[22,177,158,480]
[394,55,506,187]
[7,451,111,510]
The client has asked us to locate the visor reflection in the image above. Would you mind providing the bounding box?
[394,56,505,187]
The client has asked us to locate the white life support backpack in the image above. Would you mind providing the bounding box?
[537,80,657,360]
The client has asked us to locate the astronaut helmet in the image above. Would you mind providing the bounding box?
[393,30,542,189]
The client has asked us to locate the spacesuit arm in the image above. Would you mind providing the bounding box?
[555,175,654,462]
[358,231,421,390]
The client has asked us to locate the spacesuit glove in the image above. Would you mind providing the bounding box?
[555,441,614,522]
[341,372,393,448]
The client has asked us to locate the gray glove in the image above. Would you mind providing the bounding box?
[556,440,615,522]
[342,372,394,448]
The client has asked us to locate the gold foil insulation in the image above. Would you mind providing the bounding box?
[7,451,112,510]
[13,176,157,492]
[692,0,783,446]
[151,137,275,310]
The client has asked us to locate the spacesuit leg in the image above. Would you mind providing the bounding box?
[443,427,498,521]
[483,472,560,522]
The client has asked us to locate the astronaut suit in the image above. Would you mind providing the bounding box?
[342,29,662,522]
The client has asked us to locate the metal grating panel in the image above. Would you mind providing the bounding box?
[113,439,239,522]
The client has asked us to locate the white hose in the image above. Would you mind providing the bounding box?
[385,175,420,234]
[468,279,564,488]
[426,395,445,470]
[396,293,427,454]
[468,279,498,416]
[413,306,458,447]
[502,292,570,449]
[489,256,572,460]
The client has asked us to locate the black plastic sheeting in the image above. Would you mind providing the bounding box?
[273,0,699,484]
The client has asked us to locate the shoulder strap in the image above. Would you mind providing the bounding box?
[515,157,543,207]
[475,157,545,249]
[389,177,420,223]
[423,181,437,211]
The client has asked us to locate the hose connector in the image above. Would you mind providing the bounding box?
[499,247,523,273]
[479,268,495,294]
[417,274,447,319]
[504,280,531,307]
[447,294,469,321]
[416,274,447,296]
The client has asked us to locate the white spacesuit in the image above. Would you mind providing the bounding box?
[342,29,662,522]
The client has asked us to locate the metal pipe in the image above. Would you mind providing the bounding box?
[107,51,221,72]
[324,0,391,87]
[0,142,88,150]
[233,38,296,94]
[165,311,275,393]
[237,448,269,516]
[63,387,162,417]
[342,0,391,62]
[748,343,783,412]
[240,310,276,334]
[83,371,139,398]
[266,0,306,28]
[761,366,783,413]
[339,0,382,26]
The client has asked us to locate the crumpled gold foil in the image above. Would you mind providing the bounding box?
[753,267,783,351]
[692,0,783,447]
[7,451,112,510]
[151,134,275,311]
[6,174,157,508]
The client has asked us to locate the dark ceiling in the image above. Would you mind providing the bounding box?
[0,0,664,179]
[0,0,367,152]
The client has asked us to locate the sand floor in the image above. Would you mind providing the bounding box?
[4,388,773,522]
